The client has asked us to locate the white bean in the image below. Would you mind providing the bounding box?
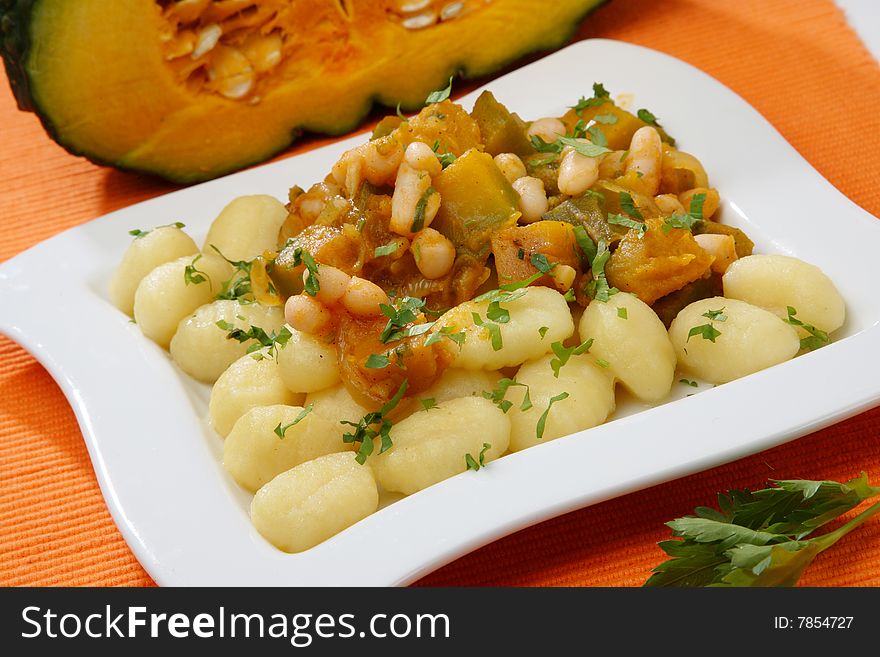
[579,292,676,402]
[512,176,549,223]
[390,162,439,236]
[527,117,566,144]
[276,325,340,393]
[412,228,456,279]
[404,141,442,176]
[170,300,284,383]
[431,286,573,370]
[133,253,233,349]
[202,195,288,262]
[508,353,615,452]
[307,264,351,305]
[341,276,390,317]
[494,153,527,183]
[364,138,404,186]
[109,226,198,316]
[722,255,845,334]
[557,146,600,196]
[284,294,332,335]
[251,452,378,553]
[624,126,662,195]
[372,397,510,494]
[653,193,685,216]
[694,234,738,275]
[209,351,303,438]
[668,297,800,384]
[224,404,350,492]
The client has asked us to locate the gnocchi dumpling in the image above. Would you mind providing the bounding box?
[579,292,676,402]
[132,253,233,348]
[251,452,378,553]
[668,297,800,384]
[507,353,615,452]
[419,368,501,406]
[372,397,510,495]
[722,254,845,334]
[224,404,349,492]
[209,351,304,438]
[432,286,573,370]
[170,300,284,383]
[109,225,198,316]
[277,326,340,393]
[203,195,288,262]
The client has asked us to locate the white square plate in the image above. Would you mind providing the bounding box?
[2,39,879,586]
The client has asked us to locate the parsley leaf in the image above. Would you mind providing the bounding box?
[607,213,647,237]
[549,338,594,377]
[465,443,492,472]
[482,378,532,414]
[538,326,550,338]
[274,404,315,438]
[342,380,409,464]
[419,398,438,411]
[593,113,618,125]
[425,76,454,104]
[530,135,563,154]
[431,140,456,168]
[585,240,618,302]
[645,473,880,587]
[472,311,503,351]
[557,136,611,158]
[529,253,555,274]
[183,254,209,287]
[128,221,185,239]
[619,191,644,220]
[216,321,292,359]
[486,301,511,323]
[365,353,392,369]
[573,225,597,264]
[680,378,698,388]
[785,306,831,351]
[637,108,658,125]
[379,296,426,343]
[617,307,628,319]
[374,242,400,258]
[424,326,466,348]
[411,187,435,232]
[536,392,569,440]
[687,323,722,343]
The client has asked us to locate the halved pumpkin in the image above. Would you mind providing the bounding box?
[1,0,605,182]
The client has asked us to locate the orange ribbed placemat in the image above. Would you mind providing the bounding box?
[1,0,879,587]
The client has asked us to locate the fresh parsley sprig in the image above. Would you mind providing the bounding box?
[273,404,314,438]
[662,192,706,234]
[482,378,532,414]
[645,473,880,587]
[341,380,409,464]
[785,306,831,351]
[585,240,618,302]
[549,338,594,377]
[215,320,293,360]
[425,76,453,104]
[183,254,210,288]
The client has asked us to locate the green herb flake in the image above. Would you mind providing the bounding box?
[586,125,608,148]
[585,240,619,302]
[687,323,722,343]
[374,242,400,258]
[607,212,647,237]
[557,136,611,158]
[637,108,658,125]
[342,380,409,464]
[593,113,619,125]
[785,306,831,351]
[688,193,706,222]
[529,253,555,274]
[536,392,569,440]
[680,378,699,388]
[465,443,492,472]
[274,404,315,438]
[215,321,292,360]
[573,225,598,264]
[183,254,209,287]
[702,308,728,322]
[617,307,628,319]
[618,191,644,220]
[472,312,503,351]
[538,326,550,338]
[482,378,532,414]
[595,358,610,369]
[419,398,438,412]
[425,76,454,104]
[365,353,392,369]
[530,135,563,154]
[549,338,594,377]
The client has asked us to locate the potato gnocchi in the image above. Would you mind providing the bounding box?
[114,87,846,553]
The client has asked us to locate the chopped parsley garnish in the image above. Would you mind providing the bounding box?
[608,213,647,237]
[687,323,722,343]
[410,187,435,232]
[183,254,209,287]
[617,307,628,319]
[595,358,610,368]
[585,240,619,302]
[570,82,610,114]
[273,404,314,438]
[424,326,466,348]
[425,76,454,104]
[215,320,292,359]
[528,153,559,167]
[529,253,555,274]
[538,326,550,338]
[342,380,409,464]
[482,378,532,414]
[530,135,562,153]
[680,378,699,387]
[550,338,594,377]
[395,102,406,120]
[378,296,436,343]
[586,125,608,148]
[573,225,598,263]
[785,306,831,351]
[431,140,456,168]
[365,353,392,369]
[536,392,569,440]
[637,108,658,125]
[486,300,511,323]
[557,136,611,158]
[374,242,400,258]
[419,398,438,412]
[465,443,492,472]
[661,193,706,234]
[593,113,618,124]
[619,191,644,220]
[472,312,504,351]
[702,308,728,322]
[128,221,185,239]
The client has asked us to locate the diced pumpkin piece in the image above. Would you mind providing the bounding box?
[397,100,482,156]
[431,149,521,260]
[273,224,361,295]
[543,191,622,247]
[470,90,532,156]
[491,221,580,286]
[561,102,647,150]
[606,218,714,304]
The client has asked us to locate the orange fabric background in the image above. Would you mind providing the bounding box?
[1,0,879,587]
